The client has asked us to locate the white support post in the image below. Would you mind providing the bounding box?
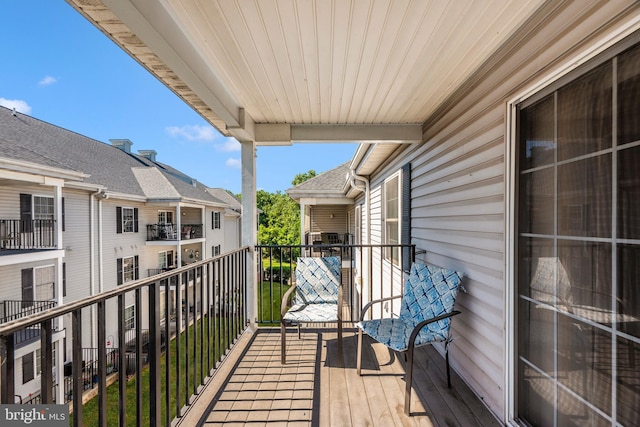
[241,140,258,326]
[299,202,306,245]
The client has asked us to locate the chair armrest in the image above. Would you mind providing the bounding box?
[408,310,462,349]
[359,295,403,321]
[280,283,298,319]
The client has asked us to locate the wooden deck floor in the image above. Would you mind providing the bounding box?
[181,328,500,427]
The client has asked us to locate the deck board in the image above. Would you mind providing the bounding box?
[184,328,500,427]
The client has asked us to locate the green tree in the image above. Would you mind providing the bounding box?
[291,170,316,186]
[257,190,299,249]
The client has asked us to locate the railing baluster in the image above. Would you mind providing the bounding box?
[149,280,161,426]
[175,271,182,418]
[184,270,190,405]
[199,265,205,386]
[164,278,171,427]
[40,319,52,403]
[0,334,15,404]
[97,301,107,427]
[117,294,126,427]
[135,288,142,427]
[72,309,83,427]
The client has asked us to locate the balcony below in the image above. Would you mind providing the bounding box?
[146,223,204,242]
[180,327,499,426]
[0,219,56,251]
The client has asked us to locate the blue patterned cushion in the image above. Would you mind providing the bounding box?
[293,257,341,305]
[357,262,462,351]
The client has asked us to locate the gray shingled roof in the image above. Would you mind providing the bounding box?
[0,106,230,206]
[286,162,350,197]
[207,188,241,211]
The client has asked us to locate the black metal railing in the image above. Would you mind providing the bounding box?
[148,268,176,277]
[180,223,203,240]
[146,224,178,241]
[0,300,57,324]
[0,219,56,250]
[256,243,416,324]
[0,247,249,426]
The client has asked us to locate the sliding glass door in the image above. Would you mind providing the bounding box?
[516,39,640,427]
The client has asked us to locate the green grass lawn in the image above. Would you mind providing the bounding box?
[259,258,294,324]
[76,275,288,426]
[76,316,232,426]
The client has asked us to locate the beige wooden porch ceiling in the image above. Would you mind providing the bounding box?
[68,0,545,145]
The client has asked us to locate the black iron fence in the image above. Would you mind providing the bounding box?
[256,243,416,324]
[0,247,249,426]
[0,300,57,324]
[0,219,56,250]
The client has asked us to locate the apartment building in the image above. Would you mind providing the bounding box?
[0,105,241,403]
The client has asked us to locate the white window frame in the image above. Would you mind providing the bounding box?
[158,210,174,225]
[212,244,221,256]
[124,305,135,330]
[122,256,136,283]
[34,265,55,301]
[33,195,54,220]
[504,25,640,422]
[158,250,174,269]
[383,172,401,265]
[212,211,221,229]
[122,207,135,233]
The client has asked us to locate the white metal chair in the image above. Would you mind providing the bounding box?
[281,256,343,364]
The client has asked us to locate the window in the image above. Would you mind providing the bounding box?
[212,211,221,229]
[158,250,174,269]
[35,348,41,379]
[117,256,139,285]
[22,352,34,384]
[35,266,55,301]
[515,40,640,426]
[212,245,221,256]
[124,305,135,330]
[116,207,138,233]
[21,268,34,307]
[158,210,174,224]
[62,262,66,297]
[384,174,400,265]
[33,196,54,220]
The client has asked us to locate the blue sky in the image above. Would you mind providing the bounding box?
[0,1,357,195]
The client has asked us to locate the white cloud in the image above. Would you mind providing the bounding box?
[165,124,216,142]
[225,158,241,169]
[216,137,241,152]
[0,98,32,114]
[38,75,57,86]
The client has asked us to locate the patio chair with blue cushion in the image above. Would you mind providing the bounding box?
[356,262,463,415]
[281,256,343,364]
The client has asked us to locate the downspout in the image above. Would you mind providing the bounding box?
[90,190,107,348]
[348,169,370,243]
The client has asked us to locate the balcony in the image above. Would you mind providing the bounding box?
[146,223,203,242]
[0,300,57,347]
[0,245,496,426]
[0,219,56,251]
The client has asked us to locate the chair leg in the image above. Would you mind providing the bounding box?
[297,322,301,339]
[281,320,287,364]
[337,318,343,368]
[446,343,451,388]
[356,328,363,375]
[405,346,414,416]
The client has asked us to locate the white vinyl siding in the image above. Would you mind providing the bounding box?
[378,4,640,421]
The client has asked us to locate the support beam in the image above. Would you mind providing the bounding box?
[254,123,423,145]
[240,141,257,324]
